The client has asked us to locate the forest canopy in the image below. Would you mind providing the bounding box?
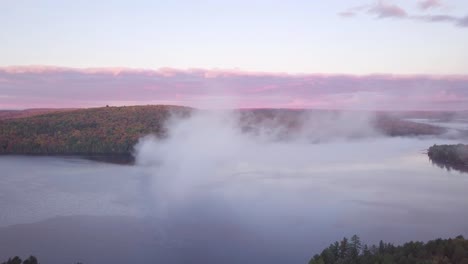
[308,235,468,264]
[0,105,191,155]
[0,105,448,156]
[428,144,468,173]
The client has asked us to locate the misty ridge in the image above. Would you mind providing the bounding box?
[133,108,466,166]
[130,107,468,170]
[133,109,388,172]
[130,108,466,207]
[132,109,374,210]
[134,109,380,158]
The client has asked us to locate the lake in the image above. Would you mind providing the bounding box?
[1,136,468,264]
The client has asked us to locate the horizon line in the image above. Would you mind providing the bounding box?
[1,104,466,112]
[2,65,468,78]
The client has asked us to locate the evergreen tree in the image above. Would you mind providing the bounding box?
[339,237,349,259]
[349,234,362,261]
[308,235,468,264]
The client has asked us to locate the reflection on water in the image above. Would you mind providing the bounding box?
[429,158,468,174]
[1,137,468,264]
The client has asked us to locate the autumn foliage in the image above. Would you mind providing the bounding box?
[0,105,448,156]
[0,105,191,155]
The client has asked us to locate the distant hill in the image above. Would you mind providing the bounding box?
[372,113,447,136]
[237,109,447,138]
[0,105,191,155]
[0,105,452,157]
[0,108,76,120]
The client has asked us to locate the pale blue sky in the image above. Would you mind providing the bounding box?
[1,0,468,74]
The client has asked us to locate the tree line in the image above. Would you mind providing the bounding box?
[0,105,190,155]
[0,105,450,156]
[1,256,39,264]
[1,256,82,264]
[428,144,468,173]
[428,144,468,166]
[309,235,468,264]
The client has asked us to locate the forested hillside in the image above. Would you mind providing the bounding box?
[237,109,447,138]
[0,105,191,155]
[428,144,468,173]
[0,105,450,156]
[0,108,76,120]
[309,235,468,264]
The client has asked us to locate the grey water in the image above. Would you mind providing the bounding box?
[1,137,468,264]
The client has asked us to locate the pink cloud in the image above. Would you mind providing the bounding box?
[369,1,407,18]
[1,66,468,111]
[416,15,456,22]
[418,0,443,10]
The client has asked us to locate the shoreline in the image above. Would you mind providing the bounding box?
[0,153,135,165]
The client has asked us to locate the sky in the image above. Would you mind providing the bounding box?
[1,0,468,110]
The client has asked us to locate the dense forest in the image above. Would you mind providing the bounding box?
[0,109,76,120]
[1,256,40,264]
[0,105,449,157]
[428,144,468,173]
[308,235,468,264]
[1,256,81,264]
[0,105,191,155]
[372,114,446,137]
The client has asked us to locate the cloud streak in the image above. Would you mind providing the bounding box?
[340,1,468,28]
[418,0,443,10]
[1,66,468,111]
[369,1,407,18]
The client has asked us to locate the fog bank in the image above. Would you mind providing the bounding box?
[133,110,380,207]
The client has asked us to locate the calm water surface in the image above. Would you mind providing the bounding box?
[0,137,467,264]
